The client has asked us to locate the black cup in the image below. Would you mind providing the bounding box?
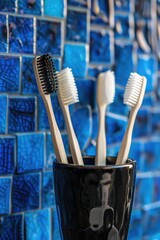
[53,156,136,240]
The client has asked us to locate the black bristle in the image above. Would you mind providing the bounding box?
[36,54,58,95]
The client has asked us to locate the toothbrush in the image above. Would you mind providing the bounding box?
[57,68,84,165]
[33,54,67,164]
[95,70,115,166]
[116,73,147,165]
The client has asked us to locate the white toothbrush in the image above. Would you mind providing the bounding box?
[33,54,68,164]
[116,73,147,165]
[95,70,115,166]
[57,68,84,165]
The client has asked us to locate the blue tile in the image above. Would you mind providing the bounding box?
[128,210,143,240]
[25,209,51,240]
[0,95,7,134]
[91,112,98,140]
[137,55,157,93]
[0,177,11,214]
[0,56,20,92]
[143,140,160,171]
[66,10,87,42]
[0,0,17,12]
[9,16,34,53]
[90,30,113,63]
[36,20,61,55]
[88,65,109,79]
[17,133,45,173]
[132,109,150,138]
[0,15,7,52]
[46,132,56,169]
[44,0,65,18]
[62,133,70,156]
[22,56,38,94]
[63,44,87,78]
[52,208,61,239]
[129,140,144,171]
[114,0,132,12]
[18,0,41,15]
[115,14,133,39]
[42,171,55,208]
[0,136,15,175]
[12,173,40,213]
[0,214,23,239]
[90,0,109,25]
[8,97,36,133]
[71,106,92,151]
[156,76,160,101]
[150,110,160,135]
[38,94,65,131]
[53,58,61,71]
[107,144,120,158]
[154,177,160,202]
[115,43,134,86]
[85,140,96,156]
[67,0,88,8]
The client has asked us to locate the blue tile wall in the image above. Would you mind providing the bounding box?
[0,1,160,239]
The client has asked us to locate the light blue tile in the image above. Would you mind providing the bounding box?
[52,208,61,239]
[0,177,11,214]
[63,44,88,78]
[44,0,65,18]
[107,144,120,158]
[17,133,45,173]
[85,141,96,156]
[25,209,51,240]
[18,0,41,15]
[42,171,55,208]
[0,15,7,52]
[0,95,7,134]
[128,210,143,240]
[129,140,144,171]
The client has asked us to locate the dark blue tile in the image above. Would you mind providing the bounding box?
[67,0,88,8]
[0,15,7,52]
[46,132,56,169]
[25,209,51,240]
[90,0,109,25]
[115,43,134,86]
[0,214,23,240]
[150,110,160,135]
[128,210,143,240]
[0,56,20,92]
[17,133,45,173]
[88,65,109,79]
[0,95,7,134]
[114,0,132,12]
[38,94,65,131]
[9,16,34,53]
[63,44,87,78]
[71,106,92,151]
[12,173,40,212]
[76,80,95,107]
[18,0,41,15]
[156,76,160,101]
[91,111,98,140]
[0,0,17,12]
[22,56,38,94]
[132,109,150,138]
[8,97,36,133]
[42,171,55,208]
[137,55,157,93]
[0,136,15,175]
[52,208,61,239]
[66,10,87,42]
[115,14,133,39]
[142,93,155,107]
[36,20,61,55]
[0,177,11,214]
[44,0,65,18]
[90,30,113,63]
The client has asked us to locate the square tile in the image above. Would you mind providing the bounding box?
[12,173,40,213]
[17,133,45,173]
[42,171,55,208]
[90,0,109,25]
[76,80,95,107]
[18,0,41,15]
[0,15,7,52]
[44,0,65,18]
[8,97,36,133]
[66,10,87,42]
[9,16,34,53]
[36,19,61,55]
[25,209,51,240]
[0,56,20,92]
[0,0,17,12]
[63,43,88,78]
[115,14,134,40]
[0,177,12,214]
[90,30,113,64]
[0,214,23,239]
[0,95,7,134]
[0,136,15,174]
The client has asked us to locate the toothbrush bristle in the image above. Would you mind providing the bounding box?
[57,68,79,105]
[36,54,58,94]
[97,70,115,105]
[124,73,143,107]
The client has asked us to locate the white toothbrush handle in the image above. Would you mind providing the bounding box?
[116,108,137,165]
[95,105,106,166]
[43,95,68,164]
[62,105,84,165]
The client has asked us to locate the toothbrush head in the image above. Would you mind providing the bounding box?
[97,70,115,106]
[33,54,58,95]
[124,72,147,108]
[57,68,79,105]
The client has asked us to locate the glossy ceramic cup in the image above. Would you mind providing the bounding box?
[53,156,136,240]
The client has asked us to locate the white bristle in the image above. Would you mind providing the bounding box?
[97,70,115,105]
[57,68,79,105]
[124,72,143,107]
